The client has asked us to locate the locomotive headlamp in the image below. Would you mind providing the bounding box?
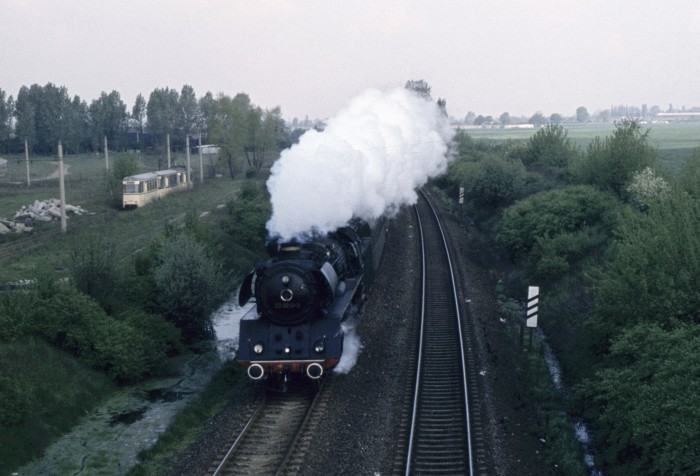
[313,340,325,353]
[281,275,290,284]
[280,289,293,302]
[253,342,264,354]
[284,346,292,354]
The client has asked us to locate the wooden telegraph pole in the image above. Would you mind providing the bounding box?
[104,135,109,170]
[24,138,31,187]
[58,141,67,233]
[186,135,191,187]
[166,133,171,168]
[198,132,204,184]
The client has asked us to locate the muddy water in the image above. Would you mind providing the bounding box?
[14,298,252,476]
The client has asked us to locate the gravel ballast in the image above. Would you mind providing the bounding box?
[168,201,553,475]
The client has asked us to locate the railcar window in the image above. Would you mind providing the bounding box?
[124,182,139,193]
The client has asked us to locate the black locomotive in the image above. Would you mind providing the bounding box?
[236,218,385,388]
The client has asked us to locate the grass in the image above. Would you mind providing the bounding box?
[460,121,700,177]
[462,120,700,150]
[0,154,256,473]
[0,337,117,471]
[126,361,246,476]
[0,162,243,283]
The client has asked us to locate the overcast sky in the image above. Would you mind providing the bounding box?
[2,0,699,121]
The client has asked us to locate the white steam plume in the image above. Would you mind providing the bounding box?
[266,87,455,240]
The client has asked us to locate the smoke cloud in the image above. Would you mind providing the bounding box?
[266,87,455,240]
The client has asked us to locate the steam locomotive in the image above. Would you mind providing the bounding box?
[236,218,385,389]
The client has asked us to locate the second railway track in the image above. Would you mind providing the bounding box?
[403,191,475,475]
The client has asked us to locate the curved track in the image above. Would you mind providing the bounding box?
[404,191,474,475]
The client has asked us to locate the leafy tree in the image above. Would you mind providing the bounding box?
[528,111,546,127]
[223,180,271,251]
[131,93,146,143]
[497,185,619,279]
[152,233,224,343]
[625,167,669,210]
[576,106,589,122]
[245,106,284,172]
[593,188,700,340]
[404,79,432,99]
[573,120,657,198]
[499,112,511,126]
[577,323,700,475]
[13,87,36,148]
[436,98,447,116]
[178,84,199,136]
[89,90,128,148]
[517,123,579,174]
[106,152,140,207]
[147,87,180,144]
[0,88,12,141]
[448,154,526,207]
[197,91,214,137]
[208,93,250,179]
[13,83,85,153]
[65,95,90,152]
[549,113,562,124]
[676,149,700,200]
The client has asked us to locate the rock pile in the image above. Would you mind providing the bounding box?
[0,198,88,234]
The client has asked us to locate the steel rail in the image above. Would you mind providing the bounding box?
[405,190,474,476]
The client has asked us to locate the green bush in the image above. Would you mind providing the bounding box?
[26,280,158,383]
[515,123,580,179]
[448,154,526,206]
[118,309,184,360]
[106,152,140,207]
[153,233,225,343]
[496,185,619,280]
[69,232,118,312]
[0,288,34,341]
[0,338,115,470]
[593,188,700,339]
[572,120,658,198]
[576,323,700,475]
[676,149,700,200]
[0,374,33,426]
[223,180,271,251]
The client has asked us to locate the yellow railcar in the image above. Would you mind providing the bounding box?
[122,168,187,208]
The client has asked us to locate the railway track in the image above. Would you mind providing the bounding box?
[400,191,477,475]
[208,382,327,476]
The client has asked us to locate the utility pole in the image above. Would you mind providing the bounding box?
[104,135,109,170]
[166,133,171,168]
[198,132,204,184]
[185,135,191,187]
[58,141,67,233]
[24,138,30,187]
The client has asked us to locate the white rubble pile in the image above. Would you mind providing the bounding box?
[0,198,88,234]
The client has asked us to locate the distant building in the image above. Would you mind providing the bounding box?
[195,144,220,154]
[655,112,700,121]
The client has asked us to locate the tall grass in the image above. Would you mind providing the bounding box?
[0,338,116,471]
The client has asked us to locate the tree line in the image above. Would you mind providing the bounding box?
[440,120,699,475]
[0,84,288,178]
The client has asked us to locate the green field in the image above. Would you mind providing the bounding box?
[460,121,700,173]
[0,153,243,284]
